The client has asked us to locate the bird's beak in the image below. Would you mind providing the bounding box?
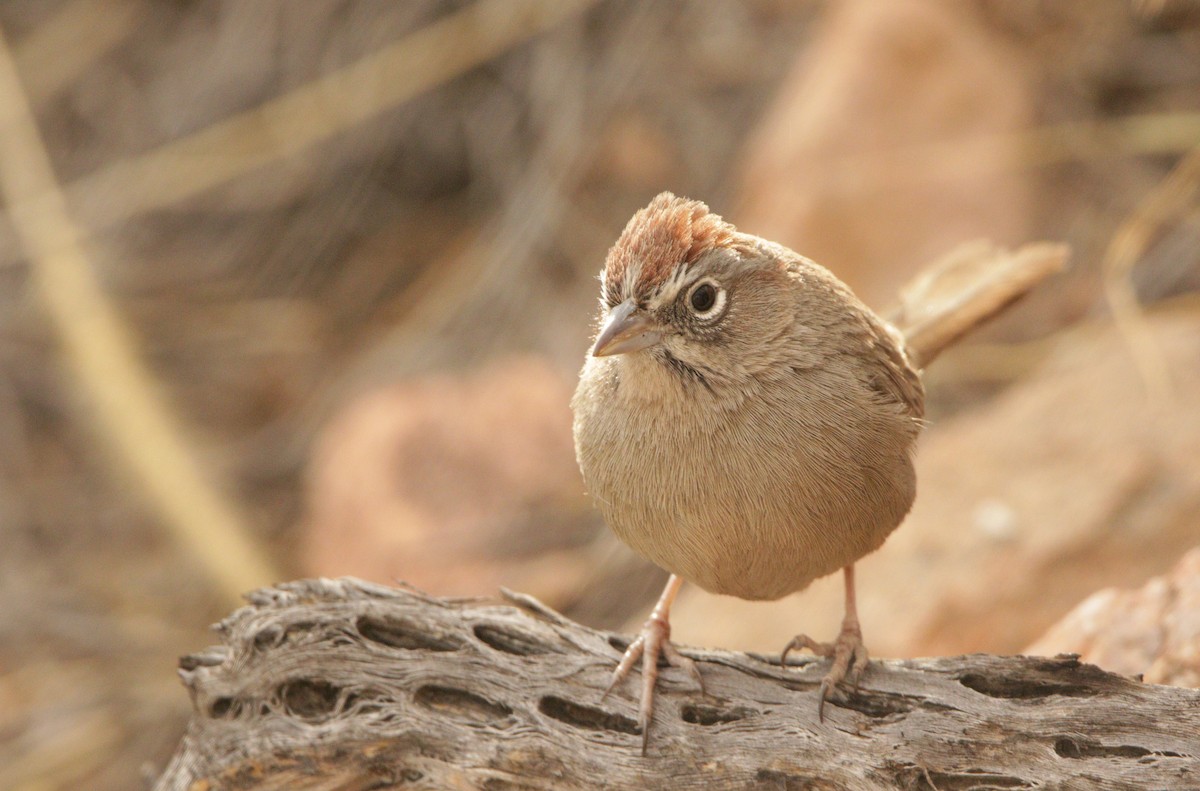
[591,299,662,357]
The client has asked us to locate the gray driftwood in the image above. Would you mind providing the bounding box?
[154,577,1200,790]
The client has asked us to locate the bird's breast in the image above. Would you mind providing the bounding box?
[572,355,918,600]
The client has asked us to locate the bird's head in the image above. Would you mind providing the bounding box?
[590,192,795,387]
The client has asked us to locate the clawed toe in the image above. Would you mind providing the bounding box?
[605,614,706,753]
[661,638,705,695]
[844,641,869,689]
[779,566,873,721]
[601,575,702,754]
[781,633,833,663]
[602,633,647,701]
[781,625,869,722]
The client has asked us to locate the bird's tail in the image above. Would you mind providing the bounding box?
[887,240,1070,369]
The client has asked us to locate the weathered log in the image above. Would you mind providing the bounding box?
[154,577,1200,790]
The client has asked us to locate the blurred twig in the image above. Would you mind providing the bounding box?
[0,0,603,606]
[14,0,144,104]
[1011,112,1200,170]
[931,290,1200,386]
[888,240,1070,368]
[0,28,280,607]
[53,0,599,234]
[1102,145,1200,406]
[329,2,668,394]
[819,112,1200,196]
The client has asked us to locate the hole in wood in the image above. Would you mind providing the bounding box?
[252,628,281,650]
[607,635,630,653]
[1053,737,1152,760]
[179,648,228,671]
[281,679,340,720]
[923,770,1030,789]
[481,776,542,791]
[209,697,236,718]
[473,623,554,655]
[829,689,916,719]
[888,762,1032,790]
[680,703,755,725]
[356,615,460,651]
[538,695,639,735]
[414,685,513,723]
[958,672,1097,700]
[754,769,829,788]
[251,621,320,651]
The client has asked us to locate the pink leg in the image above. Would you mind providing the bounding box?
[781,564,869,721]
[603,574,703,753]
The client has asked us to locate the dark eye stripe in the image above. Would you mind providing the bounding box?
[659,349,716,393]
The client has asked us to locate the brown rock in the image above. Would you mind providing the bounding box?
[1027,546,1200,687]
[734,0,1034,309]
[669,303,1200,659]
[300,356,595,605]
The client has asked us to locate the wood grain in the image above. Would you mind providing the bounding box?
[154,578,1200,790]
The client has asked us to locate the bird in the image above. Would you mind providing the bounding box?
[571,191,926,752]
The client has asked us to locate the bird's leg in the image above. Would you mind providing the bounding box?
[781,564,869,721]
[602,574,703,753]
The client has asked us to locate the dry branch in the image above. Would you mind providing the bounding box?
[887,240,1069,368]
[0,27,282,607]
[39,0,599,238]
[154,578,1200,790]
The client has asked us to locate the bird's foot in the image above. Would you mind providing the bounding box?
[781,621,868,721]
[603,613,704,754]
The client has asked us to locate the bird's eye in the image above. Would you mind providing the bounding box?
[687,280,725,319]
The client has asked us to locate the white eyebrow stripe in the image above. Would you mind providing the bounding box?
[622,259,643,302]
[664,263,691,294]
[648,263,691,306]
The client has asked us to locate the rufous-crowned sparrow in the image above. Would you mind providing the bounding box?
[572,192,925,751]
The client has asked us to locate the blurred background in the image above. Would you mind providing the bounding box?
[1,0,1199,787]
